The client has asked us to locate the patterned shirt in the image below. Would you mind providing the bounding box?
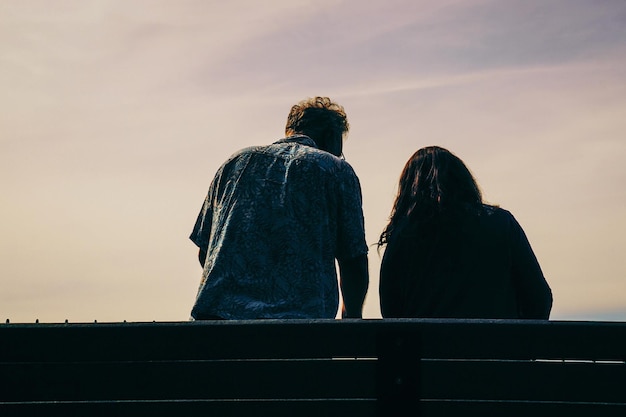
[190,135,368,319]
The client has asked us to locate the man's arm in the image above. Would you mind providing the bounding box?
[338,253,369,319]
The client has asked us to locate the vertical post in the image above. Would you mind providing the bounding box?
[376,328,421,416]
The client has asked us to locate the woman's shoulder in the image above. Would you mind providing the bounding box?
[478,205,530,239]
[478,204,517,224]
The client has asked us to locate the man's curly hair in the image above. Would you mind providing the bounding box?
[285,97,349,153]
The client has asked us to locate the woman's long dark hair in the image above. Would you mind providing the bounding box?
[378,146,483,248]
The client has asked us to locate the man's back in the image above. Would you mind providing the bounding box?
[190,135,367,319]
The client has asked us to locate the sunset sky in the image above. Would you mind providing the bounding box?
[1,0,625,322]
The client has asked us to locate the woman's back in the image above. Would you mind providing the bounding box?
[380,204,551,318]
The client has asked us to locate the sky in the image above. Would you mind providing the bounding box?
[1,0,625,323]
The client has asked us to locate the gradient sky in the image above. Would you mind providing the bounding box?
[1,0,625,323]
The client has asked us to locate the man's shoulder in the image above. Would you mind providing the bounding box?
[215,144,264,172]
[304,154,360,185]
[227,144,264,161]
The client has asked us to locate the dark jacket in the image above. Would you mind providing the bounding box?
[379,205,552,319]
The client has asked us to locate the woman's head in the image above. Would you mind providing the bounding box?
[379,146,482,246]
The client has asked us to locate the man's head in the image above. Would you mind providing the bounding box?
[285,97,349,157]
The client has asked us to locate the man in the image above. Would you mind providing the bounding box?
[190,97,369,320]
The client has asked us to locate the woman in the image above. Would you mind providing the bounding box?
[378,146,552,319]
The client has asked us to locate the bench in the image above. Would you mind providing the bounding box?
[1,319,625,416]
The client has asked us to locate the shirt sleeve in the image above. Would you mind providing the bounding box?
[335,162,368,261]
[508,213,553,319]
[189,175,218,252]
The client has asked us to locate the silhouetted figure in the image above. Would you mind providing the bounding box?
[377,146,552,319]
[190,97,368,320]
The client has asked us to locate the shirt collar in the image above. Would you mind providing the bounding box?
[274,135,318,149]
